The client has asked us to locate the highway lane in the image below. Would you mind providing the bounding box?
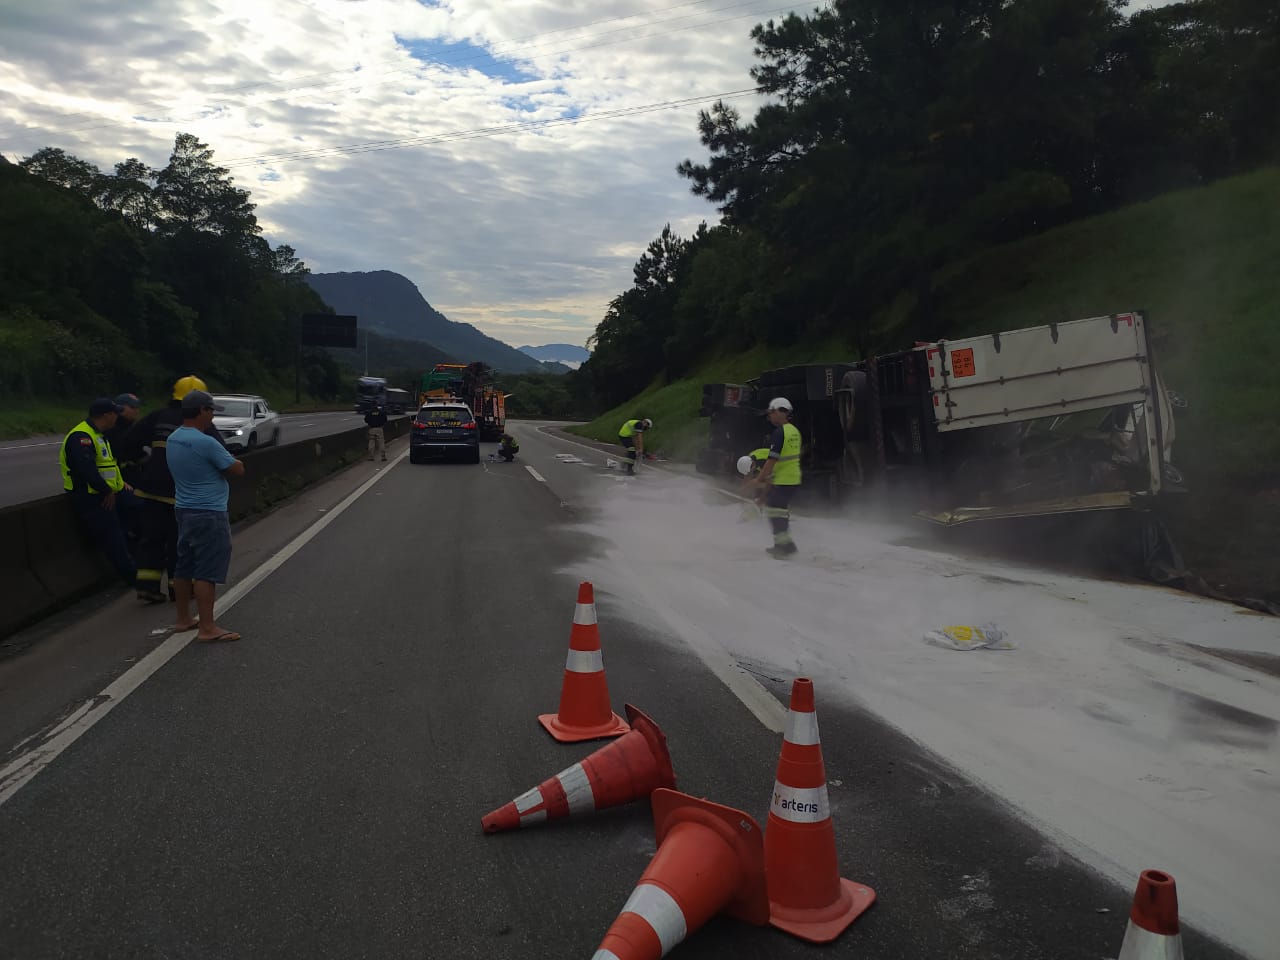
[0,411,376,509]
[0,423,1248,959]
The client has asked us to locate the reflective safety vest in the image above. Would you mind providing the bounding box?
[60,421,124,493]
[619,419,644,439]
[772,422,802,486]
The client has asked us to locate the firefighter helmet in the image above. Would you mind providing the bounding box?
[172,375,208,400]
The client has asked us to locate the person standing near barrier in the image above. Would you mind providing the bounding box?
[59,398,139,587]
[748,397,802,558]
[617,417,651,475]
[117,376,227,604]
[106,393,143,485]
[364,404,388,461]
[167,389,245,642]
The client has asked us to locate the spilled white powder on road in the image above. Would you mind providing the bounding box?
[569,471,1280,960]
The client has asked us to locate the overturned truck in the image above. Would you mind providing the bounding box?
[697,312,1182,523]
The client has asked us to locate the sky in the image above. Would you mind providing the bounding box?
[0,0,1172,351]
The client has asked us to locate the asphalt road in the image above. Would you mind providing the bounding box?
[0,411,373,509]
[0,422,1248,959]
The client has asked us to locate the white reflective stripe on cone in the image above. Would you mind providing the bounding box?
[1117,923,1184,960]
[565,648,605,673]
[557,762,597,814]
[573,603,598,625]
[513,787,544,814]
[784,709,820,746]
[618,882,687,955]
[770,781,831,823]
[591,952,622,960]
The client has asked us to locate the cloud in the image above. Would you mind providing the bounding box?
[0,0,780,347]
[4,0,1172,349]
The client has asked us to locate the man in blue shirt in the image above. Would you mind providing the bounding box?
[167,389,245,642]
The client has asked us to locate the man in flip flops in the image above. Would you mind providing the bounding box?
[166,389,246,642]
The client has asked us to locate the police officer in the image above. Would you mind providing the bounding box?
[746,397,802,557]
[497,433,520,462]
[59,398,139,587]
[364,403,389,461]
[115,375,226,603]
[618,417,652,475]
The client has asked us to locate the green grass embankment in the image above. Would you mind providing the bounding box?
[567,337,850,459]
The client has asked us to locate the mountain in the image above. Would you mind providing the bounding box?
[518,343,590,369]
[305,270,542,373]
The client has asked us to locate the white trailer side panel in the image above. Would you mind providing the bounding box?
[920,313,1155,431]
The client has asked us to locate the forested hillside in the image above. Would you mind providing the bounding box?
[0,135,344,404]
[580,0,1279,408]
[305,271,544,373]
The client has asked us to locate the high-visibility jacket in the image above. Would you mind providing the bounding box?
[60,421,124,494]
[771,423,802,486]
[619,419,646,439]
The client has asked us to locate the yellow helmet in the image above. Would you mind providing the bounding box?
[172,375,208,400]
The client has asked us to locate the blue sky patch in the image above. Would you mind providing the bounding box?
[395,35,537,85]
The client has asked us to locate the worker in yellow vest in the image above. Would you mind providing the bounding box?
[746,397,802,557]
[58,398,139,587]
[618,417,652,475]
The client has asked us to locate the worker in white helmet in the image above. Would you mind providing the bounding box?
[746,397,802,557]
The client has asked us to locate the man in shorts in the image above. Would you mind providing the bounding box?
[166,389,246,641]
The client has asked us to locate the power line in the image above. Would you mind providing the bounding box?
[222,88,762,168]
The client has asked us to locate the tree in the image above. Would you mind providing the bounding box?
[154,133,259,239]
[18,147,102,196]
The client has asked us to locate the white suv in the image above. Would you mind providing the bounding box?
[213,394,282,451]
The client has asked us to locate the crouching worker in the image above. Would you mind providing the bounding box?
[498,433,520,462]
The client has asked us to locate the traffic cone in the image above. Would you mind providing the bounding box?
[482,704,676,833]
[538,581,629,742]
[591,788,769,959]
[1117,870,1183,959]
[764,677,875,943]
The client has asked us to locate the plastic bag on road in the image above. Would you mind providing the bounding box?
[923,623,1015,651]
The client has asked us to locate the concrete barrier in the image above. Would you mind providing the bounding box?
[0,418,409,640]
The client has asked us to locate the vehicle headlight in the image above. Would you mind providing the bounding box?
[233,428,244,436]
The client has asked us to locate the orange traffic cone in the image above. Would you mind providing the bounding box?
[764,677,875,943]
[482,704,676,833]
[591,788,769,959]
[539,581,629,742]
[1117,870,1183,959]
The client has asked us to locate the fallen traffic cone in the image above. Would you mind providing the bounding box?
[539,581,629,742]
[1117,870,1183,959]
[764,677,875,943]
[482,704,676,833]
[591,788,769,959]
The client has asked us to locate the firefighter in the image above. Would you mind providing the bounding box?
[115,375,227,604]
[59,398,139,588]
[746,397,802,557]
[618,417,652,475]
[497,433,520,461]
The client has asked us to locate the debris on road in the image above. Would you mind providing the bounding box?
[923,623,1015,651]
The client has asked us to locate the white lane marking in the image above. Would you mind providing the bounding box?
[0,449,408,808]
[525,466,546,482]
[0,440,61,453]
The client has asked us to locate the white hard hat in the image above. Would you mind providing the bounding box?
[642,418,653,428]
[768,397,793,412]
[736,455,754,476]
